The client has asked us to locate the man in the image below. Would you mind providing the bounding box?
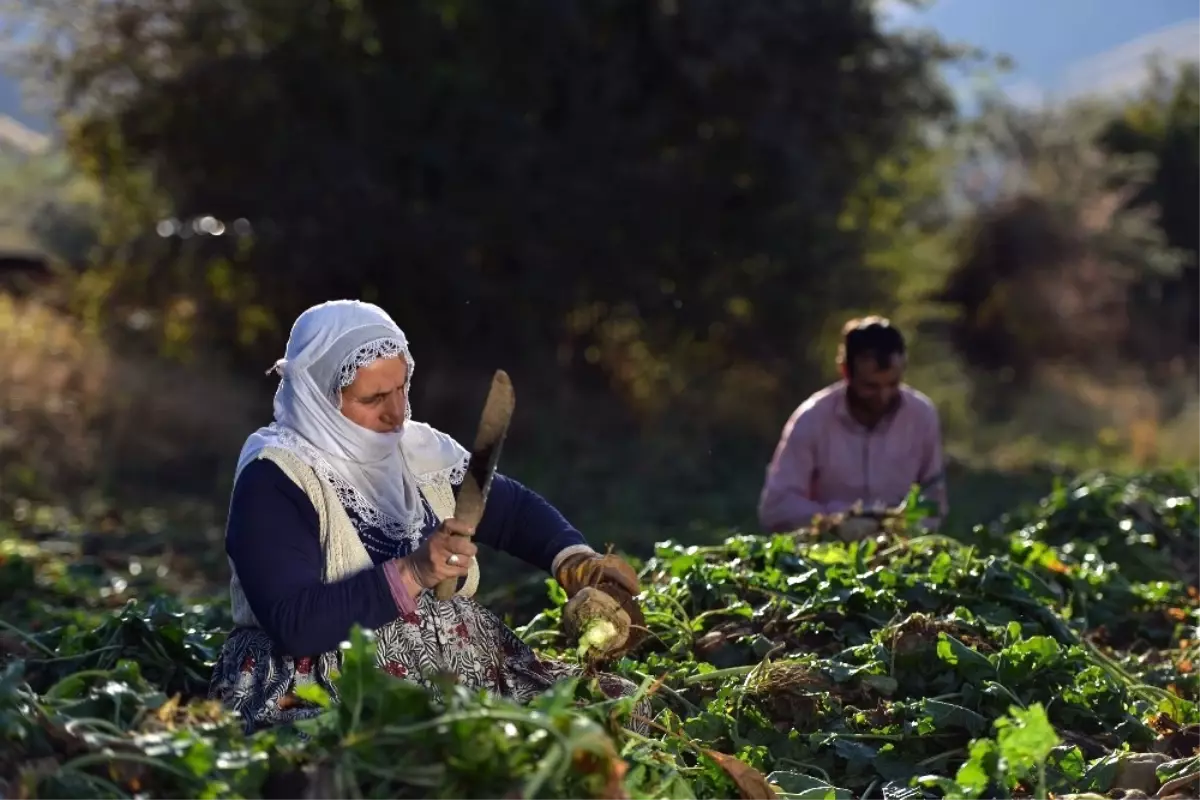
[758,316,948,533]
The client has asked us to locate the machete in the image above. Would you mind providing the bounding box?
[434,370,515,601]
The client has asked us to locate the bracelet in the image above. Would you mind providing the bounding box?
[383,559,419,616]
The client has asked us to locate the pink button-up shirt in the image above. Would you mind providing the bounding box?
[758,381,948,532]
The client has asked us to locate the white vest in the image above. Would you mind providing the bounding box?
[228,446,478,628]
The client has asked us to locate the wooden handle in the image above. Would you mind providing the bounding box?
[434,577,458,601]
[434,531,474,601]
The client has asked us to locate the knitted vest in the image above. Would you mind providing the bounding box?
[228,446,478,628]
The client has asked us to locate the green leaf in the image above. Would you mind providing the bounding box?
[766,771,854,799]
[294,683,333,709]
[955,738,1002,798]
[995,703,1060,772]
[936,633,997,684]
[920,698,989,736]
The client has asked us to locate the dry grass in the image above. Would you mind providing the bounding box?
[911,350,1199,472]
[0,291,260,503]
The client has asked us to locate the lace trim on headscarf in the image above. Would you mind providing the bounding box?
[326,336,469,489]
[332,338,409,407]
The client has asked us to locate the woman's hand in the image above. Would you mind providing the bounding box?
[556,551,646,655]
[403,518,478,590]
[556,552,640,599]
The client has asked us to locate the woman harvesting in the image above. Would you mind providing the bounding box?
[209,299,643,731]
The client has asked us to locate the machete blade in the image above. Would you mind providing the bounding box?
[434,370,515,601]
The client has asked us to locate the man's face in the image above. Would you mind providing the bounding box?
[846,353,905,418]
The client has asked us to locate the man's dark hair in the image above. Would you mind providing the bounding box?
[837,315,906,373]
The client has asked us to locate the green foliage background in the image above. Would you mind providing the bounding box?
[0,2,1194,588]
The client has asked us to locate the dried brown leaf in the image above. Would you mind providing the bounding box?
[702,749,778,800]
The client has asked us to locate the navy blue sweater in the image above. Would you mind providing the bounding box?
[225,458,587,655]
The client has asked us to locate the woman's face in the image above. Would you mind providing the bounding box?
[339,357,409,433]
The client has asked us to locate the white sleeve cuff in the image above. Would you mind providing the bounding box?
[550,544,598,576]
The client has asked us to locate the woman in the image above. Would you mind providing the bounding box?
[208,299,644,732]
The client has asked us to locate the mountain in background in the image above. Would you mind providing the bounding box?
[0,63,45,130]
[0,59,50,159]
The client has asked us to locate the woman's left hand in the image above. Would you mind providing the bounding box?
[556,552,646,654]
[556,552,640,599]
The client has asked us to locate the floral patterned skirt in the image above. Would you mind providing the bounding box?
[209,592,646,734]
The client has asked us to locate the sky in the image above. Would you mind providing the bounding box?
[884,0,1199,107]
[1,1,1198,137]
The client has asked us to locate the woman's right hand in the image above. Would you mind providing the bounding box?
[402,518,478,590]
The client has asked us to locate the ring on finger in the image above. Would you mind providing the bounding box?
[446,554,461,566]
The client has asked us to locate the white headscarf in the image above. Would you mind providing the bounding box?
[237,300,468,552]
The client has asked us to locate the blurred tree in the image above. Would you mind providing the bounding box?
[932,93,1181,413]
[1100,60,1199,366]
[0,148,100,266]
[1,0,969,430]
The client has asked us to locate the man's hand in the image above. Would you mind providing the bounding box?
[834,515,881,542]
[405,518,478,589]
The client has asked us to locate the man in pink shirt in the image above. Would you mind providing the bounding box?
[758,316,948,533]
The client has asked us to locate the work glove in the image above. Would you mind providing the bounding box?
[555,552,646,656]
[556,552,640,598]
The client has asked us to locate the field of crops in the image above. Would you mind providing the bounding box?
[1,470,1197,799]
